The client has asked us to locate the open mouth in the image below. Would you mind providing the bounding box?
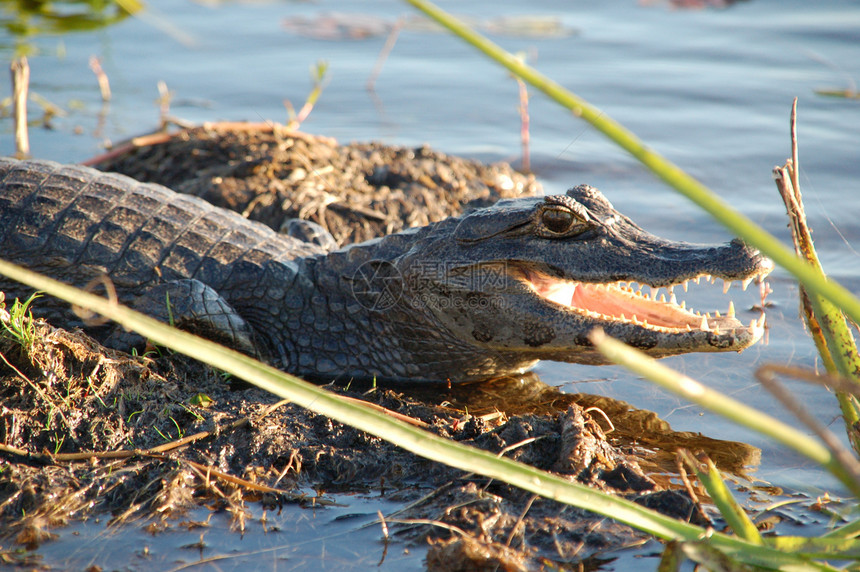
[520,267,768,336]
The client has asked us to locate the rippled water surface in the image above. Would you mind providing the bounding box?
[2,0,860,569]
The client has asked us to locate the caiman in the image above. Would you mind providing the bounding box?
[0,158,771,383]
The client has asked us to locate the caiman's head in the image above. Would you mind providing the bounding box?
[385,185,772,381]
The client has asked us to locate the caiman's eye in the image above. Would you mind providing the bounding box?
[538,206,589,237]
[542,208,574,233]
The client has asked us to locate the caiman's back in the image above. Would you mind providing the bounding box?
[0,158,321,340]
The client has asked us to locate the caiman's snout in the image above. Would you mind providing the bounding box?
[721,238,774,281]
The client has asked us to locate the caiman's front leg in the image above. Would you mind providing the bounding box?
[103,279,258,358]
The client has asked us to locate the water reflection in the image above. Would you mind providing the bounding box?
[392,372,761,477]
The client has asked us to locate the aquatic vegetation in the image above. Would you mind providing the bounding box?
[0,292,40,351]
[0,0,142,51]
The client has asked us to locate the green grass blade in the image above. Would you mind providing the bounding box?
[681,451,763,545]
[767,536,860,559]
[114,0,145,14]
[823,517,860,540]
[678,541,765,571]
[404,0,860,336]
[658,541,683,572]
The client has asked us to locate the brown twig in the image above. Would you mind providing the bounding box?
[517,76,530,172]
[337,393,430,428]
[89,56,111,102]
[377,509,390,540]
[758,363,860,399]
[505,493,537,547]
[181,456,320,499]
[675,450,713,527]
[157,80,171,130]
[10,56,30,157]
[367,17,404,91]
[272,448,301,488]
[71,274,119,327]
[384,518,469,537]
[583,406,615,434]
[376,509,391,566]
[790,98,800,201]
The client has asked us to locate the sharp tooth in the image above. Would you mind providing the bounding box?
[748,316,767,331]
[685,324,692,331]
[700,315,710,331]
[742,277,753,291]
[693,276,701,285]
[715,310,721,317]
[682,280,689,292]
[680,300,686,309]
[723,280,732,294]
[632,314,640,323]
[620,313,627,321]
[713,324,721,335]
[727,300,735,318]
[670,292,678,305]
[709,275,716,284]
[650,287,659,300]
[668,285,675,295]
[659,293,666,303]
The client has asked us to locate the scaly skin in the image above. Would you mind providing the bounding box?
[0,158,772,382]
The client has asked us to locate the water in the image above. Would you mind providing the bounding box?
[2,0,860,568]
[34,497,419,571]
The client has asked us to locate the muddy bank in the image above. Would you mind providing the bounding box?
[1,125,754,569]
[87,123,542,246]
